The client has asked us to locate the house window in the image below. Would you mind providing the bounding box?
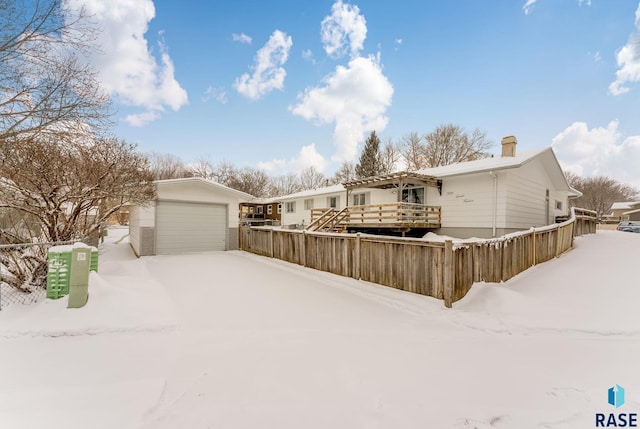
[277,204,282,214]
[285,202,295,213]
[352,193,366,206]
[256,206,263,214]
[267,205,273,215]
[555,200,562,210]
[304,199,314,210]
[402,187,424,204]
[327,196,339,208]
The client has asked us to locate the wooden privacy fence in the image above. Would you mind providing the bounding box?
[239,207,597,307]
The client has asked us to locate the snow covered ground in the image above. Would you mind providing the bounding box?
[0,226,639,428]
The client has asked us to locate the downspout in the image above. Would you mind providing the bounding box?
[489,171,497,237]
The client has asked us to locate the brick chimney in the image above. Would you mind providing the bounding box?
[501,135,517,157]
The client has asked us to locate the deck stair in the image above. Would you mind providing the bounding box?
[306,208,350,232]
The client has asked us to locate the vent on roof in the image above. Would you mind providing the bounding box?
[501,135,517,157]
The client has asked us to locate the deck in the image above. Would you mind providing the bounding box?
[308,203,441,232]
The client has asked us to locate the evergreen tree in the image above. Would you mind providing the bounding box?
[355,131,383,178]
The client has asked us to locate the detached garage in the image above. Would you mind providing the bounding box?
[128,178,252,256]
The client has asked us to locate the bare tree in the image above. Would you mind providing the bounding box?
[330,161,356,184]
[225,167,270,197]
[0,0,111,143]
[380,138,401,174]
[401,132,426,171]
[148,152,193,180]
[566,174,638,218]
[424,125,493,167]
[299,166,327,190]
[0,134,155,289]
[190,156,217,180]
[269,174,302,197]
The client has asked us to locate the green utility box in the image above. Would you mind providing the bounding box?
[46,244,98,300]
[67,247,91,308]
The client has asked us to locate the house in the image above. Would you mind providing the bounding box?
[277,136,581,238]
[623,203,640,221]
[609,201,640,222]
[128,177,252,256]
[239,199,282,226]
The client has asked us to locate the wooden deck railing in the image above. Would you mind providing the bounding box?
[310,203,441,228]
[240,207,597,308]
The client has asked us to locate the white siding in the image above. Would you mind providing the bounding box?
[128,204,155,256]
[504,159,565,228]
[281,190,347,226]
[429,172,506,229]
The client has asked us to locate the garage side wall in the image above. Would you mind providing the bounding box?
[128,204,156,256]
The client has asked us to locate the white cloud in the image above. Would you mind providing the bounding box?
[321,0,367,59]
[202,86,228,104]
[64,0,188,125]
[232,33,252,44]
[290,55,393,162]
[609,2,640,96]
[552,120,640,189]
[524,0,591,14]
[233,30,293,100]
[125,111,160,127]
[258,144,328,173]
[523,0,538,14]
[302,49,315,63]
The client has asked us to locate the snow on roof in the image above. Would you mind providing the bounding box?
[415,147,550,178]
[623,208,640,215]
[611,201,639,210]
[276,184,345,200]
[154,177,254,199]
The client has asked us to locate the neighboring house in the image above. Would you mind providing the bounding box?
[239,199,282,226]
[609,201,640,222]
[278,136,581,238]
[128,177,252,256]
[623,203,640,221]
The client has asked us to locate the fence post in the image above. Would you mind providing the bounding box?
[269,229,274,258]
[354,233,361,280]
[301,230,307,267]
[443,240,454,308]
[532,230,537,266]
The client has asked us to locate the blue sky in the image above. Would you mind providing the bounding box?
[67,0,640,188]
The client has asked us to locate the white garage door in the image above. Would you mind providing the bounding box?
[156,201,227,254]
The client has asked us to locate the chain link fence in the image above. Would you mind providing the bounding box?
[0,240,80,311]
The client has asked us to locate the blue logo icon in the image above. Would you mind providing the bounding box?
[608,385,625,408]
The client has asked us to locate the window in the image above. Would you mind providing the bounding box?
[267,205,273,215]
[402,187,424,204]
[555,200,562,210]
[277,204,282,214]
[327,196,339,208]
[304,199,314,210]
[285,202,295,213]
[352,193,366,206]
[256,206,263,214]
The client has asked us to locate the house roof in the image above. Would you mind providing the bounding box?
[154,177,254,200]
[611,201,639,211]
[623,208,640,215]
[415,147,546,177]
[415,147,580,197]
[276,184,346,201]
